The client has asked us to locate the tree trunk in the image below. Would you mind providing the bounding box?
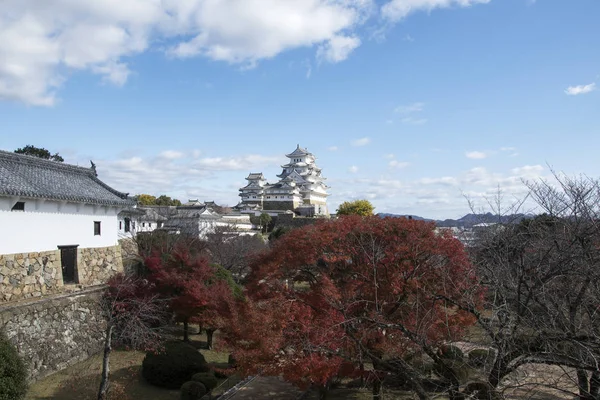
[318,382,330,400]
[183,318,190,342]
[372,379,382,400]
[360,361,365,386]
[578,369,590,398]
[97,324,113,400]
[206,329,216,350]
[589,371,600,398]
[487,356,507,388]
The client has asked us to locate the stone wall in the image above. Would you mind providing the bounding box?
[78,245,124,286]
[262,200,296,211]
[1,245,124,303]
[0,250,63,303]
[0,288,105,380]
[273,214,327,230]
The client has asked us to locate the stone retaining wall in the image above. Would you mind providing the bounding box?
[0,250,63,302]
[0,288,105,380]
[1,245,124,303]
[78,245,123,286]
[273,214,326,230]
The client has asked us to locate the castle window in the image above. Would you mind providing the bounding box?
[142,222,146,227]
[11,201,25,211]
[94,221,101,236]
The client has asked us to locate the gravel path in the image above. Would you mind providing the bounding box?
[225,376,304,400]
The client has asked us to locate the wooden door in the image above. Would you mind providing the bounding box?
[59,245,78,284]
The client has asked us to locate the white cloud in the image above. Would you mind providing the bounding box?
[351,137,371,147]
[348,165,359,173]
[565,82,596,96]
[384,153,395,159]
[465,151,487,159]
[194,154,280,171]
[394,102,424,115]
[328,146,339,151]
[418,176,458,186]
[401,117,428,125]
[511,164,544,178]
[316,35,361,63]
[0,0,373,106]
[159,150,185,160]
[389,160,410,169]
[382,0,490,23]
[394,102,427,124]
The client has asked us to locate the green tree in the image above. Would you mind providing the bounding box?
[14,145,64,162]
[336,199,374,216]
[0,331,28,400]
[155,195,182,206]
[137,194,157,206]
[259,213,272,234]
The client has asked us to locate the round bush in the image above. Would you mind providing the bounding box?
[180,381,207,400]
[142,341,209,389]
[464,381,502,400]
[437,344,465,361]
[433,359,470,384]
[0,332,28,400]
[191,372,218,391]
[468,349,494,368]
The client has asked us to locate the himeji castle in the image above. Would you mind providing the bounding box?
[236,145,329,217]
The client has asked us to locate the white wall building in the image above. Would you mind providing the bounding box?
[0,150,134,301]
[237,145,329,216]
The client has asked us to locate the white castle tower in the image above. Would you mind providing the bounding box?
[237,145,329,216]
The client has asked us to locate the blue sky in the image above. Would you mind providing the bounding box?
[1,0,598,219]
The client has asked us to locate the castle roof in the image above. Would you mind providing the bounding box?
[285,144,311,158]
[0,150,133,207]
[246,172,265,180]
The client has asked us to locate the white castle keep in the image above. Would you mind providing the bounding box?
[236,145,329,217]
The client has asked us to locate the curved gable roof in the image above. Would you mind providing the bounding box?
[0,150,134,207]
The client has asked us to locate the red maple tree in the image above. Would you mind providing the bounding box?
[221,216,482,399]
[145,247,235,342]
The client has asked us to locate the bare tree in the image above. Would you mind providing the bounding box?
[205,225,266,281]
[459,173,600,398]
[97,274,171,400]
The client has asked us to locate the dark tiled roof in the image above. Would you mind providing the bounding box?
[0,150,134,207]
[285,144,311,158]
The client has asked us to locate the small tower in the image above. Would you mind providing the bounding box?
[238,172,267,210]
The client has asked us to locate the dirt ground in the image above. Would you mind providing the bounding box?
[26,330,229,400]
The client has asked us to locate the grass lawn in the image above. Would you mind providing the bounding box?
[26,330,231,400]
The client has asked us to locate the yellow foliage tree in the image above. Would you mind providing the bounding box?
[336,199,375,216]
[137,194,157,206]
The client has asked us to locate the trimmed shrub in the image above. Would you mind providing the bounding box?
[180,381,207,400]
[143,341,209,389]
[468,349,494,368]
[464,381,502,400]
[437,344,465,361]
[433,359,470,384]
[0,332,28,400]
[191,372,218,391]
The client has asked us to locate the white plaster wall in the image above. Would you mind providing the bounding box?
[0,197,122,254]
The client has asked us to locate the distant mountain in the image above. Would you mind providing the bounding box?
[378,212,533,228]
[377,214,434,222]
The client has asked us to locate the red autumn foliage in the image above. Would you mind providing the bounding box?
[144,248,235,341]
[221,216,483,394]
